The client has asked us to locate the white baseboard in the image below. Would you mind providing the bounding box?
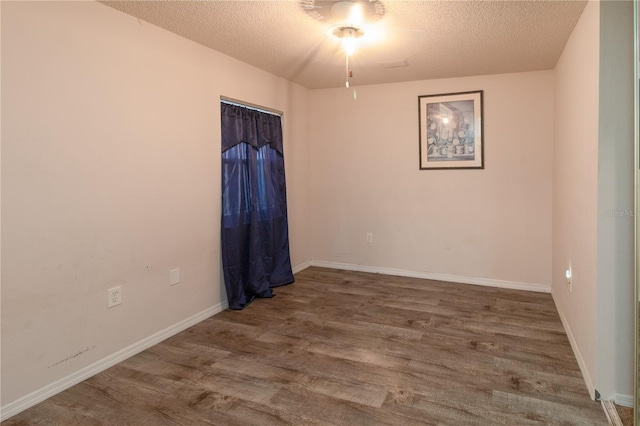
[309,260,551,293]
[551,289,596,400]
[613,393,634,408]
[292,260,312,274]
[0,301,229,422]
[601,400,623,426]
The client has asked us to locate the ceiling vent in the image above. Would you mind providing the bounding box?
[381,59,409,69]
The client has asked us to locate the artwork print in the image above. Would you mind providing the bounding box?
[419,91,483,170]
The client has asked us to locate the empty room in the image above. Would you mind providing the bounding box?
[1,0,637,424]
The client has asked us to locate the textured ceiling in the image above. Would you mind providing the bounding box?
[101,0,587,90]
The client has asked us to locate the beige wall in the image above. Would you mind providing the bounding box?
[552,0,599,396]
[552,0,635,401]
[1,1,310,408]
[595,0,635,401]
[2,0,635,418]
[308,72,554,289]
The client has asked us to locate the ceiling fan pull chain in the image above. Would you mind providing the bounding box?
[345,52,350,88]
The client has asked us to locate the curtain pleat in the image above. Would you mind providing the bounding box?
[221,103,283,154]
[221,102,294,310]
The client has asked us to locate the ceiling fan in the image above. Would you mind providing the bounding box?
[300,0,425,90]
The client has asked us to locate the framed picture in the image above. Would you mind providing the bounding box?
[418,90,484,170]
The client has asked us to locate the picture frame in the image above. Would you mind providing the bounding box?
[418,90,484,170]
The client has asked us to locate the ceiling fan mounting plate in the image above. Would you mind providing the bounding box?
[300,0,386,24]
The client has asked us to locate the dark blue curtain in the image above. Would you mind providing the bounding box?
[221,102,294,310]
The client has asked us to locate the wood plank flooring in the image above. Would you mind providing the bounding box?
[614,403,633,426]
[3,267,607,425]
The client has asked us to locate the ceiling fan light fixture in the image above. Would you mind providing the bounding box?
[300,0,386,90]
[343,35,356,56]
[332,25,364,55]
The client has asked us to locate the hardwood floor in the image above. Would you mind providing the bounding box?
[614,403,633,426]
[3,267,607,425]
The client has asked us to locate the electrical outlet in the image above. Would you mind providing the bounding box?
[565,268,572,292]
[366,233,373,243]
[107,286,122,308]
[444,240,452,250]
[170,268,180,286]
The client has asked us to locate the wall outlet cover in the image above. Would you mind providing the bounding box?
[170,268,180,286]
[107,286,122,308]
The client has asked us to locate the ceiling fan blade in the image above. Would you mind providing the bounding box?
[358,26,427,64]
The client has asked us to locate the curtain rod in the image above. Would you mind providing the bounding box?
[220,96,283,117]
